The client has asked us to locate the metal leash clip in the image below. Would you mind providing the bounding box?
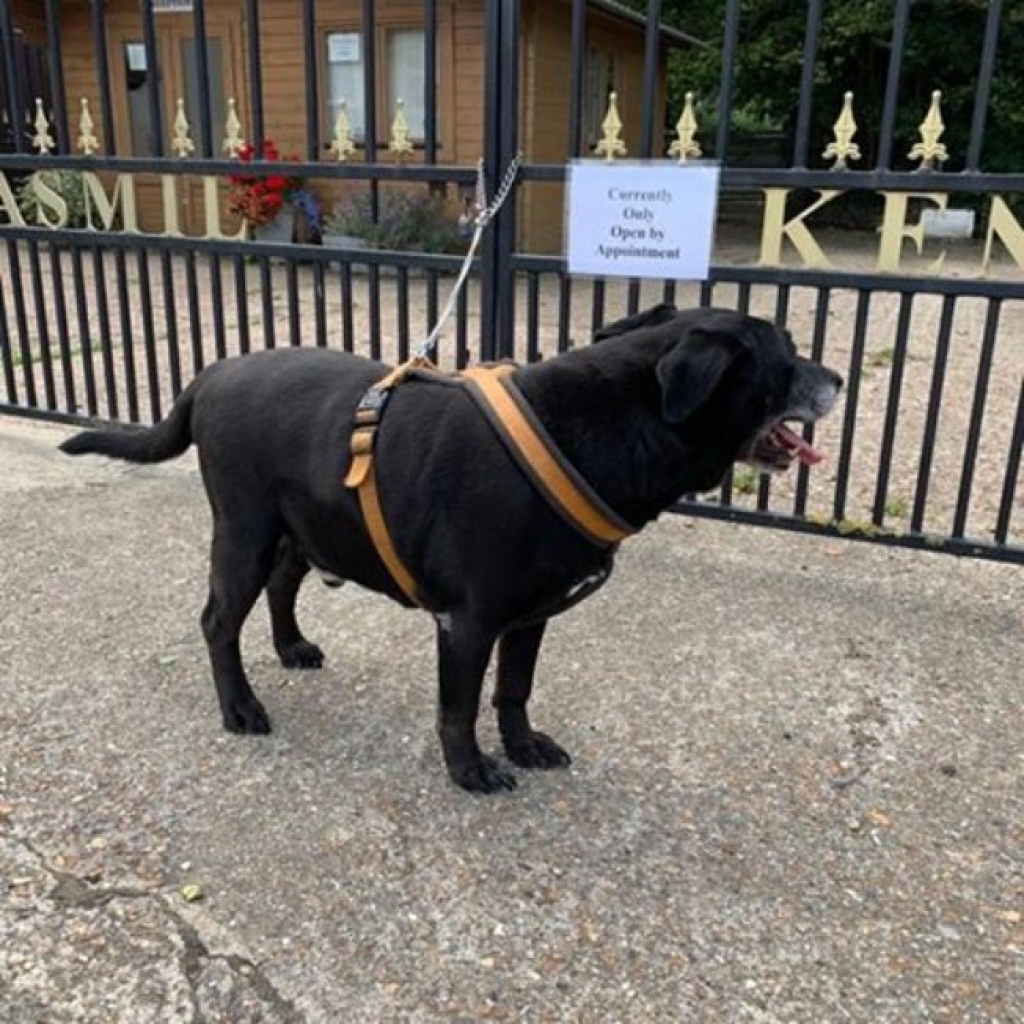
[414,153,522,362]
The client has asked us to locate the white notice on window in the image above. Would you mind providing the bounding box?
[126,44,147,71]
[328,33,361,64]
[566,161,720,280]
[153,0,194,12]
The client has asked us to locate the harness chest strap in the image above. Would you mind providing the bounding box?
[343,358,433,606]
[458,367,635,547]
[343,362,637,608]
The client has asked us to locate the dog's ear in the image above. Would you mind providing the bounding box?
[594,302,678,342]
[656,328,745,423]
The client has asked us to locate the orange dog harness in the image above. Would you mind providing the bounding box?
[344,359,635,607]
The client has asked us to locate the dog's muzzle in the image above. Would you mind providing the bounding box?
[748,362,843,472]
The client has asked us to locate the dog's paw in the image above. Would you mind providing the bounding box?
[222,696,272,735]
[448,754,518,794]
[277,640,324,670]
[505,731,572,771]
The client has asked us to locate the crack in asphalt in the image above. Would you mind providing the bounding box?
[3,823,304,1023]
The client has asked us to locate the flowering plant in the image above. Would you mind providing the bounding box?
[226,139,304,227]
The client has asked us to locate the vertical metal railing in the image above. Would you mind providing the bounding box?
[0,0,25,153]
[966,0,1004,173]
[875,0,912,169]
[244,0,265,150]
[792,0,823,168]
[191,0,215,158]
[871,292,914,526]
[424,0,438,163]
[0,0,1020,563]
[301,0,319,163]
[953,299,1001,539]
[44,0,68,153]
[995,379,1024,546]
[714,0,742,162]
[910,296,956,535]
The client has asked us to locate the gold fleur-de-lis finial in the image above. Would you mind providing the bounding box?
[668,91,702,163]
[77,97,100,154]
[31,98,54,154]
[389,99,413,158]
[594,92,627,161]
[329,99,355,162]
[823,91,862,170]
[171,98,195,157]
[222,98,244,157]
[908,90,949,171]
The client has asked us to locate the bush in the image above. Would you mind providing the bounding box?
[324,190,466,254]
[17,169,88,228]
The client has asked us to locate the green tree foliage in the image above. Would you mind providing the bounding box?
[629,0,1024,172]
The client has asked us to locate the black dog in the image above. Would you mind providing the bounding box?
[61,305,842,793]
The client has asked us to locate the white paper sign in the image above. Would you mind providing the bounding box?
[566,161,720,280]
[328,34,361,64]
[125,44,147,71]
[153,0,194,12]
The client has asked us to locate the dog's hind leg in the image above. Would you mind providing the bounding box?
[495,621,572,770]
[201,521,279,734]
[266,535,324,670]
[436,616,516,794]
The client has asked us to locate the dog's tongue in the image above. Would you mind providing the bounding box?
[773,423,823,466]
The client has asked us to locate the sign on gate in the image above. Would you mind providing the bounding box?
[565,161,720,280]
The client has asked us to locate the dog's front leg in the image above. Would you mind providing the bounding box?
[495,622,572,770]
[436,617,516,794]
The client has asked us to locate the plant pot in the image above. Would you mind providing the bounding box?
[322,232,370,257]
[252,208,296,252]
[321,232,377,272]
[320,235,448,279]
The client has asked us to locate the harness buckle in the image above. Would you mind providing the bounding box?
[356,386,391,416]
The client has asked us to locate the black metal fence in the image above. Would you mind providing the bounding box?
[0,0,1021,565]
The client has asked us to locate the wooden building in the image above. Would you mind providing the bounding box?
[4,0,696,253]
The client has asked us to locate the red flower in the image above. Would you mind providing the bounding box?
[223,137,306,227]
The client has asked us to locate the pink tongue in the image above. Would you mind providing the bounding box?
[774,423,823,466]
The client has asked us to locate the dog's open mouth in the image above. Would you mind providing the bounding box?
[750,421,823,472]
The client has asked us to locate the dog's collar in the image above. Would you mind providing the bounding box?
[344,358,637,607]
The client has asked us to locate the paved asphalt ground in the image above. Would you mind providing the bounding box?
[1,417,1021,1023]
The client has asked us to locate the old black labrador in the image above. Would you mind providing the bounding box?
[61,304,843,793]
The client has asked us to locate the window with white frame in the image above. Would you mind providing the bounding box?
[326,32,367,140]
[386,29,426,139]
[325,28,428,144]
[586,48,616,146]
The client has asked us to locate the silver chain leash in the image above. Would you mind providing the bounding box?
[415,153,522,361]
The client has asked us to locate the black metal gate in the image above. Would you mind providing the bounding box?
[0,0,1021,564]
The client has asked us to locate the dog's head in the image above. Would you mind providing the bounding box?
[598,304,843,475]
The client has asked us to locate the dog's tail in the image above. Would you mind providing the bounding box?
[60,383,196,463]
